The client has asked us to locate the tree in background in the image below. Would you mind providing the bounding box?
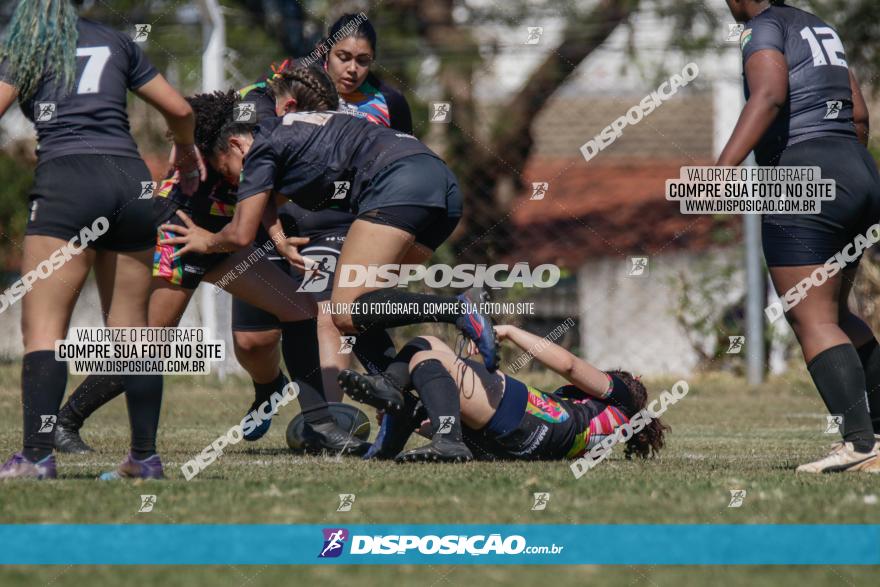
[2,0,880,271]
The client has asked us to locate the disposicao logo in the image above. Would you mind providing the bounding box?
[319,528,349,558]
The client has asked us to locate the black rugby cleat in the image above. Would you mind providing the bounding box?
[54,423,94,454]
[363,391,427,460]
[395,436,473,463]
[301,420,371,456]
[338,369,405,413]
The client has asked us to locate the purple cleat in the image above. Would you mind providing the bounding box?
[99,452,164,480]
[455,287,499,371]
[0,452,57,480]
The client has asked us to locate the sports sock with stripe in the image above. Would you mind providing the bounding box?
[411,358,463,442]
[124,374,163,460]
[856,339,880,435]
[21,351,68,462]
[281,319,332,424]
[58,374,125,429]
[807,343,874,452]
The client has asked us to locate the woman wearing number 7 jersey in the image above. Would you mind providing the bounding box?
[720,0,880,472]
[0,0,205,480]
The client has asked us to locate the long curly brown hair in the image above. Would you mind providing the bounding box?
[606,370,669,459]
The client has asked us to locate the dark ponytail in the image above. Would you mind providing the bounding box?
[267,65,339,112]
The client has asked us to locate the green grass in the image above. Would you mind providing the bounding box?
[0,364,877,584]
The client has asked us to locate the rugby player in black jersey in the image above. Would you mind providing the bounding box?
[51,83,371,458]
[161,66,500,377]
[54,61,407,455]
[720,0,880,472]
[0,0,202,479]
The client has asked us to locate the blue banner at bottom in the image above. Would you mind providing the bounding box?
[1,524,878,565]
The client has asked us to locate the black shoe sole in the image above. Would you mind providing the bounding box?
[395,450,473,463]
[395,441,473,463]
[338,370,404,413]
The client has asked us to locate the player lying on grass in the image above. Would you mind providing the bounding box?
[338,326,668,462]
[159,65,500,374]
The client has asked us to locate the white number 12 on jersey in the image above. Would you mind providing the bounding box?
[800,27,848,68]
[75,46,111,94]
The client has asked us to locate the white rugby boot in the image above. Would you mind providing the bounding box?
[796,441,878,473]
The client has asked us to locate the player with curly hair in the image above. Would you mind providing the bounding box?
[53,81,372,460]
[338,325,667,463]
[161,65,500,377]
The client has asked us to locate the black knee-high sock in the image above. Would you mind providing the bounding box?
[353,328,396,375]
[58,374,125,429]
[383,337,433,390]
[281,319,332,424]
[253,371,288,406]
[857,339,880,435]
[807,344,874,452]
[411,358,462,442]
[351,290,465,331]
[21,351,68,461]
[124,375,162,460]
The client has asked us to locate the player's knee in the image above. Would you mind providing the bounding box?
[409,349,445,370]
[233,330,280,358]
[331,312,356,333]
[419,335,446,350]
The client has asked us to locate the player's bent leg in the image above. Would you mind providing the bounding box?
[148,280,195,328]
[94,248,165,480]
[339,337,435,460]
[57,274,192,454]
[210,248,317,322]
[232,327,287,441]
[330,220,499,370]
[233,329,282,384]
[316,303,347,403]
[212,252,367,455]
[770,265,878,472]
[395,351,475,463]
[2,235,93,479]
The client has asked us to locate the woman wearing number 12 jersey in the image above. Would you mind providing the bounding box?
[0,0,202,480]
[720,0,880,472]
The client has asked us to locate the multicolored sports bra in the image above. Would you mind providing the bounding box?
[527,383,633,460]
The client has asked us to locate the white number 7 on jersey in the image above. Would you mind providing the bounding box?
[76,46,111,94]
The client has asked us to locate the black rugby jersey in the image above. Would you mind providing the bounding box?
[239,74,355,238]
[741,3,856,164]
[236,111,438,211]
[0,18,158,163]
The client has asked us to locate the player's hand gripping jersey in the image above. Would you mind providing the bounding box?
[152,168,236,288]
[741,4,856,164]
[0,18,159,163]
[236,112,441,212]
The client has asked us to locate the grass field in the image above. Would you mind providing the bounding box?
[0,363,878,585]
